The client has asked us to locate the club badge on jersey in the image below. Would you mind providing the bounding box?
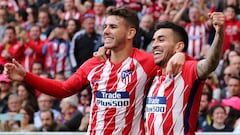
[121,69,133,84]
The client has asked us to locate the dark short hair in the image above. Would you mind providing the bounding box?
[224,5,238,14]
[40,109,54,119]
[107,7,139,33]
[30,24,41,31]
[229,75,240,81]
[155,21,188,52]
[5,26,16,34]
[17,8,28,22]
[208,104,226,117]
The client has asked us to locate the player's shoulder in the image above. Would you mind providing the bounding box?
[132,48,154,60]
[183,60,198,69]
[81,57,104,67]
[132,48,157,73]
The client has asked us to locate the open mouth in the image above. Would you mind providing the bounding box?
[153,50,163,55]
[104,37,113,44]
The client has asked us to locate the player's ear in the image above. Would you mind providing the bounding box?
[175,41,185,52]
[127,28,136,39]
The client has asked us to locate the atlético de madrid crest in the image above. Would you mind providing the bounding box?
[121,70,133,84]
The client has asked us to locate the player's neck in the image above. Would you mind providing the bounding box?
[110,45,133,64]
[162,68,166,74]
[160,63,168,74]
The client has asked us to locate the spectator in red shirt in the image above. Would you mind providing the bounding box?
[223,5,240,56]
[0,26,24,67]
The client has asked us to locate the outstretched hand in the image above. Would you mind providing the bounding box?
[4,59,26,81]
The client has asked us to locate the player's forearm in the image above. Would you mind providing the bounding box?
[197,30,223,78]
[23,72,84,98]
[207,30,223,64]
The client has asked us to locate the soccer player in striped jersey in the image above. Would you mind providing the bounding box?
[3,7,185,135]
[146,12,224,135]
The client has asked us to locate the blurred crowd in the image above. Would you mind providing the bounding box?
[0,0,240,133]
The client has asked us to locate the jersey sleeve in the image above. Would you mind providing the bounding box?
[182,60,199,81]
[184,53,196,61]
[26,40,45,54]
[134,48,159,78]
[23,57,101,98]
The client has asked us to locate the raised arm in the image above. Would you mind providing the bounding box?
[4,59,87,98]
[172,0,190,25]
[197,12,224,79]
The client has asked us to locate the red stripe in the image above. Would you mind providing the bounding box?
[192,26,196,57]
[103,108,116,135]
[148,114,155,135]
[61,45,66,75]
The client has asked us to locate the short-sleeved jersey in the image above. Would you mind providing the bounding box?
[146,61,205,135]
[185,23,209,59]
[24,48,158,135]
[83,48,157,135]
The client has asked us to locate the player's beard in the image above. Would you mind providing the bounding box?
[156,51,174,68]
[104,36,126,50]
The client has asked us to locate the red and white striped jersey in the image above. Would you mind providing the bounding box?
[63,10,82,23]
[24,48,158,135]
[185,23,209,59]
[146,61,205,135]
[22,39,46,72]
[43,39,72,78]
[86,48,158,135]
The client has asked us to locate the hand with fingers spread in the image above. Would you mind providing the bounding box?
[4,59,26,81]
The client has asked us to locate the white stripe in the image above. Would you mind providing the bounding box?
[130,59,148,135]
[195,25,201,58]
[187,26,195,56]
[64,57,72,78]
[25,55,30,72]
[172,75,185,135]
[56,43,65,73]
[65,12,70,20]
